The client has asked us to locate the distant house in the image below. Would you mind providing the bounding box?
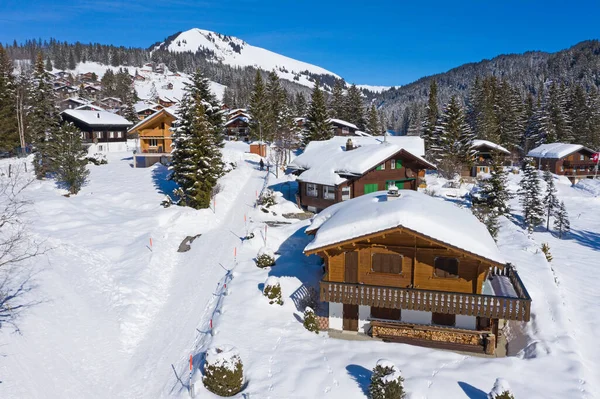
[157,96,176,108]
[54,85,78,98]
[61,109,132,153]
[134,72,146,81]
[128,107,178,167]
[289,136,435,212]
[83,85,101,99]
[99,97,123,110]
[162,82,174,90]
[528,143,598,183]
[58,97,89,111]
[462,140,511,178]
[78,72,98,83]
[224,111,251,141]
[134,101,163,120]
[305,188,531,355]
[329,118,359,136]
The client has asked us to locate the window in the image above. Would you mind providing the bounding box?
[323,185,336,200]
[391,159,396,169]
[96,131,103,139]
[395,159,403,169]
[109,132,114,138]
[117,132,122,138]
[477,166,488,174]
[371,253,402,274]
[376,162,385,170]
[580,154,585,161]
[342,127,349,134]
[560,165,564,172]
[432,312,455,326]
[341,186,351,201]
[364,183,378,194]
[149,139,158,147]
[306,183,318,197]
[371,307,400,320]
[434,257,459,278]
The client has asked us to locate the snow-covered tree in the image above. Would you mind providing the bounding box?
[542,168,559,231]
[481,155,511,216]
[263,276,283,305]
[304,80,331,145]
[421,79,439,155]
[329,79,346,119]
[367,104,382,135]
[369,359,406,399]
[345,84,366,131]
[48,122,89,195]
[554,201,570,239]
[248,70,269,141]
[256,246,275,268]
[303,306,319,333]
[518,160,544,232]
[488,378,515,399]
[203,345,244,397]
[293,91,308,117]
[148,82,159,103]
[0,44,18,152]
[170,69,224,209]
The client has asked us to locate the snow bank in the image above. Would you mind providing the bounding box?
[258,246,275,258]
[574,178,600,197]
[205,345,242,372]
[264,276,279,288]
[488,378,511,398]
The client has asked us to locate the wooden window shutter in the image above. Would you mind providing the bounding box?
[432,312,456,326]
[434,257,459,278]
[372,253,402,274]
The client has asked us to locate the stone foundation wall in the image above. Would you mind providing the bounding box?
[372,325,482,346]
[316,315,329,331]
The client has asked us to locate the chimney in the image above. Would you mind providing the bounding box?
[346,138,354,151]
[386,184,401,201]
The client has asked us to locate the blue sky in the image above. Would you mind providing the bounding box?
[1,0,599,86]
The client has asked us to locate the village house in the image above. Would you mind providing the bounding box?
[78,72,98,83]
[157,95,177,108]
[58,96,90,111]
[82,84,101,99]
[128,107,178,167]
[329,118,360,136]
[61,109,132,153]
[462,140,511,178]
[54,85,78,99]
[135,101,163,120]
[224,109,251,141]
[305,188,531,355]
[98,97,123,110]
[289,136,435,212]
[528,143,598,183]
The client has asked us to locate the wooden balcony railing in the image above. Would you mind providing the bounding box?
[320,266,531,322]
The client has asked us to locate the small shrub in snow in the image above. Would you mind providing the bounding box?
[369,359,406,399]
[87,152,107,165]
[488,378,515,399]
[256,247,275,268]
[257,189,276,208]
[303,306,319,333]
[541,243,553,262]
[263,276,283,305]
[203,345,244,397]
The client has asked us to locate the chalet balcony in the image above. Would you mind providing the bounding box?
[320,267,531,322]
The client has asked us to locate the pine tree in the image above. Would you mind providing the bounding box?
[265,71,285,142]
[421,79,439,154]
[587,87,600,150]
[329,79,346,119]
[304,80,331,145]
[248,70,269,141]
[0,44,18,152]
[366,104,381,135]
[553,201,570,239]
[170,69,224,209]
[30,53,61,179]
[432,96,475,178]
[148,82,159,103]
[471,155,510,240]
[568,85,588,145]
[44,57,53,71]
[48,122,89,195]
[293,92,308,117]
[369,360,406,399]
[518,160,544,232]
[542,168,559,231]
[345,84,366,130]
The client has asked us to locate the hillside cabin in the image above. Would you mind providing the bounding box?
[128,107,177,167]
[289,136,435,212]
[58,97,89,111]
[305,189,531,355]
[135,101,163,120]
[329,118,359,136]
[99,97,123,110]
[83,85,101,99]
[462,140,511,178]
[225,111,251,141]
[61,109,132,153]
[157,96,176,108]
[78,72,98,83]
[528,143,598,183]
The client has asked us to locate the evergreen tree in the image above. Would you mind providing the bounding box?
[170,69,224,209]
[369,360,406,399]
[48,122,89,195]
[421,79,439,154]
[100,69,116,98]
[546,82,573,143]
[148,82,159,103]
[542,168,559,231]
[29,53,61,179]
[345,84,366,130]
[304,79,331,145]
[44,57,53,71]
[568,85,588,145]
[366,104,381,135]
[293,92,308,117]
[0,44,18,152]
[495,81,523,152]
[586,87,600,150]
[518,160,544,232]
[265,71,285,142]
[432,96,475,178]
[553,201,570,239]
[248,70,269,141]
[329,79,346,119]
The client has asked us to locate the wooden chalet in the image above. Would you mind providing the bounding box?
[128,107,178,167]
[61,109,132,153]
[305,189,531,355]
[54,85,78,98]
[224,112,251,141]
[528,143,598,183]
[58,97,89,111]
[83,85,101,99]
[157,96,176,108]
[99,97,123,110]
[78,72,98,83]
[329,118,360,136]
[462,140,511,178]
[289,136,435,212]
[134,101,163,120]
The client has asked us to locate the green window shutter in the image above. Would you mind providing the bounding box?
[364,183,378,194]
[396,181,404,189]
[396,159,403,168]
[376,164,382,171]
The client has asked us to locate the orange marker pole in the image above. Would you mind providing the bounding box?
[189,354,193,395]
[234,247,237,264]
[149,237,153,251]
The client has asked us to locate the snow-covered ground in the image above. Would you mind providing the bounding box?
[1,148,600,398]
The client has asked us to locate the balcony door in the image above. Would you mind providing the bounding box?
[343,251,359,331]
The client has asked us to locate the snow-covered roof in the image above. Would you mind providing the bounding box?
[134,101,162,113]
[527,143,594,159]
[128,106,178,132]
[305,190,505,265]
[61,97,89,105]
[74,104,105,111]
[354,130,373,137]
[62,109,132,127]
[289,136,432,186]
[329,118,358,130]
[100,97,122,103]
[471,139,510,155]
[227,108,247,115]
[224,115,250,127]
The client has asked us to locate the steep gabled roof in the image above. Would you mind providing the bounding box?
[472,139,510,155]
[128,107,178,133]
[304,190,505,265]
[328,118,358,130]
[527,143,595,159]
[62,109,132,127]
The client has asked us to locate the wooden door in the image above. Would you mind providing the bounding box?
[343,304,359,331]
[345,251,358,283]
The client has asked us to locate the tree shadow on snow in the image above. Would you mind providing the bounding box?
[565,229,600,252]
[458,381,487,399]
[152,164,178,197]
[346,364,371,396]
[269,181,298,203]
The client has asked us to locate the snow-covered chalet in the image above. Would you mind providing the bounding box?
[61,109,132,153]
[462,139,511,178]
[528,143,598,183]
[304,188,531,355]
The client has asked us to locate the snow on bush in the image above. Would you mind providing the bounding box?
[203,345,244,397]
[256,246,275,268]
[263,276,283,305]
[488,378,515,399]
[87,152,108,165]
[369,359,406,399]
[257,188,276,208]
[303,306,319,334]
